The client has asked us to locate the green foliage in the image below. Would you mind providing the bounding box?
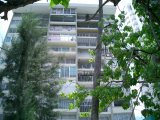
[101,0,160,119]
[1,13,59,120]
[50,0,70,8]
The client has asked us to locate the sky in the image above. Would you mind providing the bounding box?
[0,0,144,119]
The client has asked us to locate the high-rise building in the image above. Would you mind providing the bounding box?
[115,0,142,32]
[2,3,134,120]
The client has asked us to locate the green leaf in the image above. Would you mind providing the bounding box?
[50,0,55,7]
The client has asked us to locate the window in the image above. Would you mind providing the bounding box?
[51,47,74,52]
[14,13,21,17]
[9,28,17,33]
[64,8,70,14]
[70,66,76,77]
[65,67,69,77]
[66,59,75,64]
[11,20,21,25]
[60,66,76,78]
[71,8,75,14]
[62,47,69,52]
[114,99,128,107]
[78,75,93,82]
[80,99,92,112]
[60,58,75,64]
[58,98,74,109]
[56,8,63,14]
[5,36,12,42]
[60,66,69,77]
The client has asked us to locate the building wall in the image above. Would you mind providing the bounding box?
[115,0,142,32]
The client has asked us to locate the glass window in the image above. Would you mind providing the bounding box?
[62,47,69,52]
[60,66,69,77]
[9,28,17,33]
[65,67,69,77]
[56,8,63,14]
[14,13,21,17]
[64,15,75,22]
[70,66,76,77]
[114,99,127,107]
[71,8,75,14]
[11,20,21,25]
[61,67,65,77]
[58,99,74,109]
[52,9,56,14]
[80,99,92,112]
[5,36,11,42]
[64,8,70,14]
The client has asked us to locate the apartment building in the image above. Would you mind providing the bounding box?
[115,0,142,32]
[2,3,134,120]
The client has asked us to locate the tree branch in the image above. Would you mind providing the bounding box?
[138,1,160,25]
[0,0,40,20]
[130,83,144,120]
[86,0,109,21]
[134,49,158,55]
[0,47,9,52]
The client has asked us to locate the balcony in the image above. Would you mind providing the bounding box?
[77,22,98,32]
[48,47,76,57]
[77,14,98,22]
[57,99,74,109]
[80,99,108,112]
[50,15,76,25]
[78,52,92,60]
[78,75,93,82]
[77,37,97,48]
[51,8,76,15]
[49,25,76,34]
[78,64,94,69]
[48,35,76,46]
[59,58,76,64]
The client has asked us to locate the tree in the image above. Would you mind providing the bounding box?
[1,13,59,120]
[100,0,160,119]
[0,0,70,20]
[91,0,103,120]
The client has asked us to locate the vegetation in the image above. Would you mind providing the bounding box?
[0,13,59,120]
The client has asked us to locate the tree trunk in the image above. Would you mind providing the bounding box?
[91,0,103,120]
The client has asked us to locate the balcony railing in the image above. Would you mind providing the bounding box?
[78,75,93,82]
[57,99,74,109]
[77,33,98,37]
[77,22,98,28]
[77,37,97,46]
[51,8,76,15]
[77,14,99,20]
[80,99,108,112]
[78,64,94,69]
[50,15,76,22]
[49,26,76,32]
[59,58,76,64]
[48,36,76,42]
[50,47,76,52]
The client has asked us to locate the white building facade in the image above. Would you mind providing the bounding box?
[115,0,142,32]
